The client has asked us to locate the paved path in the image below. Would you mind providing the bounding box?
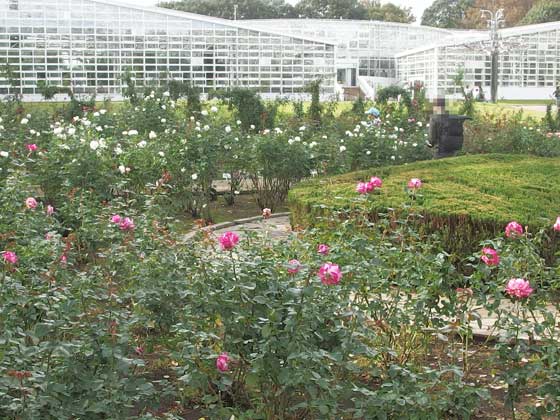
[185,214,558,341]
[212,215,292,241]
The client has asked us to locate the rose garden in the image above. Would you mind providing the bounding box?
[2,86,560,419]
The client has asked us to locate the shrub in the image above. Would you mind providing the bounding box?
[288,154,560,258]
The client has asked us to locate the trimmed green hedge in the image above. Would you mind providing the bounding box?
[288,154,560,256]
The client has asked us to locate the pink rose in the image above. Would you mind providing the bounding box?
[25,197,37,209]
[135,346,144,356]
[356,182,368,195]
[60,254,67,265]
[318,262,342,286]
[317,244,329,255]
[505,221,523,238]
[554,216,560,232]
[26,143,38,152]
[505,278,533,299]
[2,251,18,264]
[216,352,230,372]
[407,178,422,189]
[287,259,301,275]
[369,176,382,189]
[119,217,135,231]
[262,208,272,219]
[481,247,500,266]
[111,214,121,224]
[46,205,54,216]
[219,231,239,250]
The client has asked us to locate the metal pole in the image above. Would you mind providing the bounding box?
[234,4,238,20]
[481,8,504,103]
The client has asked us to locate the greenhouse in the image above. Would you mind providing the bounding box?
[0,0,559,100]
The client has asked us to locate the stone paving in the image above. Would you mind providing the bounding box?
[185,213,559,341]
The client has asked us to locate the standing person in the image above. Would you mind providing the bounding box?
[553,85,560,109]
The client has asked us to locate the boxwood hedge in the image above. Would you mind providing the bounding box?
[288,154,560,257]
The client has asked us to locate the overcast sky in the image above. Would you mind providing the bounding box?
[115,0,433,24]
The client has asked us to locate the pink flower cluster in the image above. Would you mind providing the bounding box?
[26,144,38,152]
[111,214,135,231]
[216,352,230,372]
[481,247,500,266]
[505,278,533,299]
[554,216,560,232]
[407,178,422,190]
[287,259,301,275]
[505,221,523,238]
[219,231,239,250]
[2,251,18,264]
[356,176,382,195]
[25,197,37,209]
[318,262,342,285]
[317,244,329,255]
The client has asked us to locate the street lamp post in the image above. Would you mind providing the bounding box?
[480,8,504,103]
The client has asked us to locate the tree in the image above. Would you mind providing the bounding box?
[158,0,296,19]
[421,0,473,28]
[520,0,560,24]
[294,0,367,19]
[364,1,415,23]
[462,0,537,28]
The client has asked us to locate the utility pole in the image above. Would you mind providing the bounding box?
[234,4,238,20]
[480,8,504,103]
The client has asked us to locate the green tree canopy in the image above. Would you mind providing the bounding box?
[160,0,416,21]
[158,0,296,19]
[462,0,537,28]
[365,1,415,23]
[520,0,560,24]
[421,0,473,28]
[294,0,367,19]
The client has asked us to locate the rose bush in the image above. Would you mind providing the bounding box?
[1,90,560,418]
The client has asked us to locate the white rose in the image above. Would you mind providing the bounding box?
[89,140,99,150]
[128,129,138,136]
[0,151,8,157]
[201,110,208,116]
[137,140,147,148]
[210,106,218,113]
[225,125,231,133]
[191,173,198,180]
[339,146,347,152]
[21,118,29,125]
[118,165,126,174]
[149,131,157,139]
[158,151,165,157]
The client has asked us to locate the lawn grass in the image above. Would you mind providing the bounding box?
[288,154,560,255]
